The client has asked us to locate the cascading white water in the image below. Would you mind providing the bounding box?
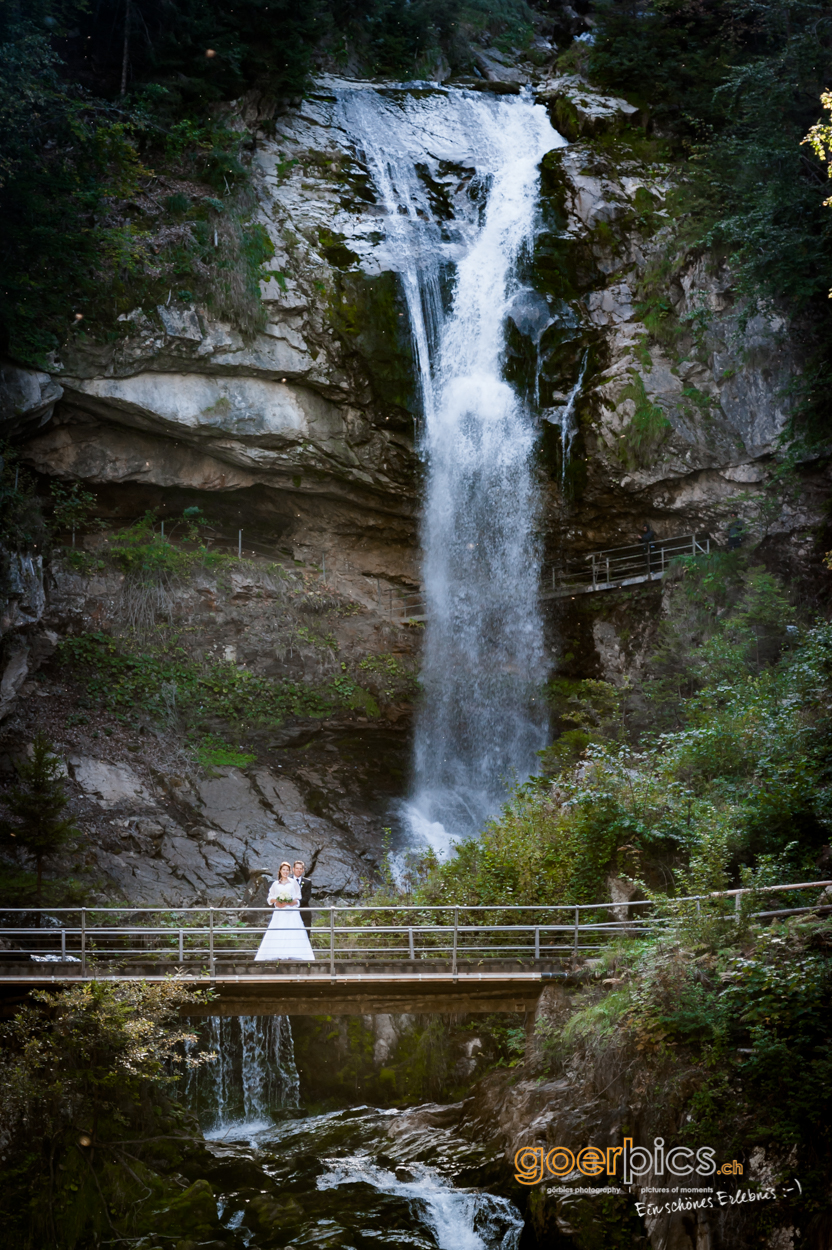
[338,85,564,850]
[318,1155,523,1250]
[188,1015,299,1133]
[545,350,589,487]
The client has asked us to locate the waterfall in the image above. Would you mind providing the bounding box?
[187,1015,299,1133]
[338,85,564,850]
[545,350,589,487]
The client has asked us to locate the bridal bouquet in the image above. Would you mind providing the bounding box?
[272,885,294,905]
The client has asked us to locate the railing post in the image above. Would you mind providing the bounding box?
[661,546,665,574]
[452,907,458,980]
[209,908,215,977]
[606,557,610,584]
[706,538,710,555]
[179,929,184,963]
[573,906,579,960]
[408,927,415,960]
[81,909,86,978]
[534,926,540,960]
[330,907,336,980]
[61,927,66,961]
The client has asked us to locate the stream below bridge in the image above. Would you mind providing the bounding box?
[180,1015,527,1250]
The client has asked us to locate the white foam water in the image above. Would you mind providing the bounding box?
[338,85,564,850]
[188,1014,299,1133]
[318,1154,523,1250]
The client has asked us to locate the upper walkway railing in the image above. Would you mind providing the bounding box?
[540,532,712,599]
[0,880,827,983]
[382,532,713,620]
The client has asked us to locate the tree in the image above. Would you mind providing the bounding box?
[50,480,101,544]
[0,980,216,1249]
[0,733,79,902]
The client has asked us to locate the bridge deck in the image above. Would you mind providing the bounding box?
[0,961,558,1015]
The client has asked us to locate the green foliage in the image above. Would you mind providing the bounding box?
[0,860,90,908]
[56,629,382,736]
[617,372,672,468]
[534,912,832,1240]
[191,733,256,769]
[49,480,102,537]
[0,980,216,1249]
[0,733,80,899]
[107,511,210,577]
[803,86,832,191]
[0,0,539,361]
[357,651,419,700]
[539,676,629,772]
[644,555,800,736]
[0,28,153,361]
[57,631,330,732]
[328,662,381,717]
[622,918,832,1225]
[560,988,632,1047]
[419,561,832,911]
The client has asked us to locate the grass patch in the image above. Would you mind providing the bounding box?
[190,734,257,770]
[56,633,381,736]
[618,372,672,468]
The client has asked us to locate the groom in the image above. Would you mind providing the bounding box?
[293,860,313,933]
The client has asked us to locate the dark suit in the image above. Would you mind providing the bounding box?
[295,874,313,932]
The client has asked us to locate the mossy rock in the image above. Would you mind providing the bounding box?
[328,269,417,417]
[247,1192,305,1232]
[539,149,570,221]
[528,1188,648,1248]
[318,228,360,270]
[152,1178,219,1238]
[553,96,582,144]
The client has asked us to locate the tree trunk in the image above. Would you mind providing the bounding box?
[120,0,131,97]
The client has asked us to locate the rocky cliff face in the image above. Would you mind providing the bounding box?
[5,73,825,590]
[0,546,418,907]
[1,69,829,900]
[529,78,829,566]
[5,80,427,591]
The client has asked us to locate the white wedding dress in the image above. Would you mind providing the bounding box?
[254,877,315,961]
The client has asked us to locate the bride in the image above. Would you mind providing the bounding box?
[254,862,315,962]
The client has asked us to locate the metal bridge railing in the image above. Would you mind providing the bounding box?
[0,881,828,980]
[542,533,712,597]
[384,533,715,620]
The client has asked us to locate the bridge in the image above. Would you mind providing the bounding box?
[380,533,713,620]
[539,532,712,600]
[0,881,827,1016]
